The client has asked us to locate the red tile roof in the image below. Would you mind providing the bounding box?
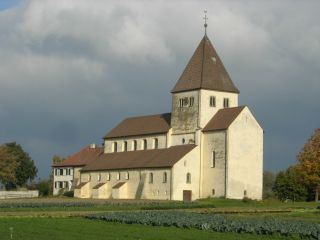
[203,106,246,132]
[104,113,171,139]
[81,144,196,172]
[53,145,103,167]
[172,35,239,94]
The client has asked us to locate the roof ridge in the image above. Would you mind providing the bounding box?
[124,112,171,120]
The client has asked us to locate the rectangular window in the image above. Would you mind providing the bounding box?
[54,182,57,189]
[117,172,120,180]
[55,169,58,176]
[106,173,110,181]
[223,98,229,108]
[211,151,216,168]
[149,173,153,184]
[210,96,216,107]
[59,169,63,176]
[59,182,63,188]
[125,172,129,180]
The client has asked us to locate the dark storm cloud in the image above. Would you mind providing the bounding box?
[0,0,319,178]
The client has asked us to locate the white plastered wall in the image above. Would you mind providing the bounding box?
[104,134,167,153]
[199,89,238,128]
[171,146,200,201]
[201,131,226,198]
[53,167,73,195]
[226,107,263,200]
[77,168,171,200]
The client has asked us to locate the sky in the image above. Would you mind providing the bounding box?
[0,0,319,179]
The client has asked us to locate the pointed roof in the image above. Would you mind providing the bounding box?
[171,35,239,94]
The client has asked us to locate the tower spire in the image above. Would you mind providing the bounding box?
[203,10,208,36]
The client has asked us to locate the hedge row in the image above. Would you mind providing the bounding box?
[86,211,320,239]
[0,201,213,209]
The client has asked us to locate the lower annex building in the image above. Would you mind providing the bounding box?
[53,31,263,201]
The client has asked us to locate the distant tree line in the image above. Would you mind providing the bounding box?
[0,142,38,190]
[264,129,320,202]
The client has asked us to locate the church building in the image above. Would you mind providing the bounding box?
[53,27,263,201]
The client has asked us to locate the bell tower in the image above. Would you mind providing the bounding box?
[170,13,239,144]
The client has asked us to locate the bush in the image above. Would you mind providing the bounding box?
[63,191,74,197]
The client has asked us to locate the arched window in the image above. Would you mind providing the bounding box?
[133,140,137,151]
[113,142,118,152]
[97,174,101,182]
[163,172,167,183]
[143,139,147,150]
[154,138,158,149]
[124,141,128,152]
[186,173,191,184]
[106,173,110,181]
[117,172,120,180]
[149,172,153,184]
[125,172,129,180]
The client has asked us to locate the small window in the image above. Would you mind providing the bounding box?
[179,98,183,107]
[149,173,153,184]
[186,173,191,184]
[124,141,128,152]
[163,172,167,183]
[211,151,216,168]
[212,189,215,196]
[182,138,185,144]
[88,174,91,181]
[113,142,118,152]
[125,172,129,180]
[97,174,101,182]
[244,190,247,197]
[189,97,194,107]
[55,169,58,176]
[59,182,63,188]
[154,138,158,149]
[54,182,57,188]
[223,98,229,108]
[133,140,137,151]
[143,139,147,150]
[106,173,110,181]
[117,172,120,180]
[210,96,216,107]
[59,169,63,176]
[65,181,69,189]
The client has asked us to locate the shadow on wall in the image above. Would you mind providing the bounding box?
[135,172,146,199]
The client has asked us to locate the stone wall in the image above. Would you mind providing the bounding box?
[0,190,39,199]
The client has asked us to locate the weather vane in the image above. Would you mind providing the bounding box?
[203,10,208,35]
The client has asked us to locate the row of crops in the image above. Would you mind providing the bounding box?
[0,200,213,209]
[86,211,320,239]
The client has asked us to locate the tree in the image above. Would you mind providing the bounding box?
[0,146,18,188]
[297,129,320,201]
[273,166,308,201]
[263,171,276,199]
[52,155,64,165]
[4,142,37,188]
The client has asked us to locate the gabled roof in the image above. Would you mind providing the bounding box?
[171,35,239,94]
[104,113,171,139]
[81,144,196,172]
[203,106,246,132]
[53,145,104,167]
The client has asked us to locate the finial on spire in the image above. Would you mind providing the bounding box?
[203,10,208,35]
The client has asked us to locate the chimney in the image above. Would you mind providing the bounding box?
[90,143,96,149]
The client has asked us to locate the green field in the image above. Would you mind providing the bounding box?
[0,197,319,239]
[0,217,291,240]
